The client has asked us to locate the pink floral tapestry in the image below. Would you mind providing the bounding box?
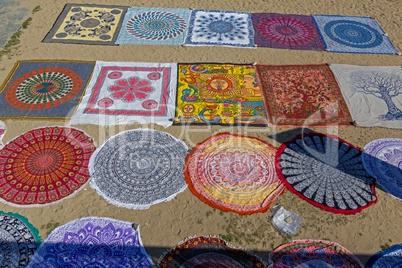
[70,61,177,127]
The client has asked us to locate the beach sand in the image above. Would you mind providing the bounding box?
[0,0,401,265]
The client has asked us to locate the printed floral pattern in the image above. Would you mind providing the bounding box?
[108,77,155,102]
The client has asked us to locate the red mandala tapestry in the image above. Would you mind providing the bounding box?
[255,64,352,127]
[0,126,95,206]
[185,133,284,215]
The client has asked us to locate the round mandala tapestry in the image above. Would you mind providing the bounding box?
[185,133,284,215]
[256,16,318,46]
[89,129,188,209]
[276,133,377,214]
[158,236,264,268]
[27,217,153,268]
[5,67,83,110]
[268,240,363,268]
[0,126,95,206]
[126,11,187,40]
[0,211,41,268]
[323,20,383,48]
[363,138,402,201]
[366,244,402,268]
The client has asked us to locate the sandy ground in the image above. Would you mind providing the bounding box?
[0,0,402,266]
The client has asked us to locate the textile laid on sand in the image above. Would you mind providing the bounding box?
[0,60,94,119]
[116,7,191,45]
[174,64,268,126]
[0,211,41,268]
[251,13,325,51]
[255,64,352,126]
[268,239,363,268]
[0,126,95,206]
[89,129,188,209]
[43,4,128,45]
[276,133,377,214]
[158,236,264,268]
[365,244,402,268]
[185,10,255,48]
[0,121,5,149]
[27,217,153,268]
[363,138,402,201]
[313,15,398,54]
[70,61,177,127]
[330,64,402,129]
[185,133,284,215]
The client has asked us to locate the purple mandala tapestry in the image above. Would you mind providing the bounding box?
[27,217,153,268]
[252,13,325,50]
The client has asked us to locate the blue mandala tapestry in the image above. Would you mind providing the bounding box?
[27,217,153,268]
[185,9,255,48]
[313,15,398,54]
[0,61,94,119]
[116,7,191,45]
[366,244,402,268]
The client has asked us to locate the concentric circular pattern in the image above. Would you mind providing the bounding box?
[126,11,187,40]
[269,240,363,268]
[158,236,264,268]
[185,133,284,215]
[0,127,95,206]
[89,129,188,209]
[323,20,383,48]
[256,17,317,46]
[0,212,40,267]
[365,244,402,268]
[276,133,377,214]
[363,138,402,201]
[27,217,153,268]
[5,67,83,110]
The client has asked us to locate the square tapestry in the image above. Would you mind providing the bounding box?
[70,61,177,127]
[255,64,352,126]
[251,13,325,50]
[330,64,402,129]
[174,64,268,125]
[313,15,399,54]
[185,10,255,48]
[0,60,95,119]
[116,7,191,46]
[43,4,128,45]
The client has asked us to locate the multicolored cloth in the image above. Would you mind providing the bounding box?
[0,60,94,119]
[185,133,284,215]
[27,217,153,268]
[185,10,255,47]
[116,7,191,45]
[268,240,363,268]
[158,236,264,267]
[255,64,352,126]
[70,61,177,127]
[43,4,128,45]
[0,126,95,207]
[276,133,377,214]
[0,211,41,268]
[0,121,5,149]
[363,138,402,201]
[313,15,399,54]
[174,64,268,125]
[330,64,402,129]
[89,129,188,209]
[366,244,402,268]
[252,13,325,50]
